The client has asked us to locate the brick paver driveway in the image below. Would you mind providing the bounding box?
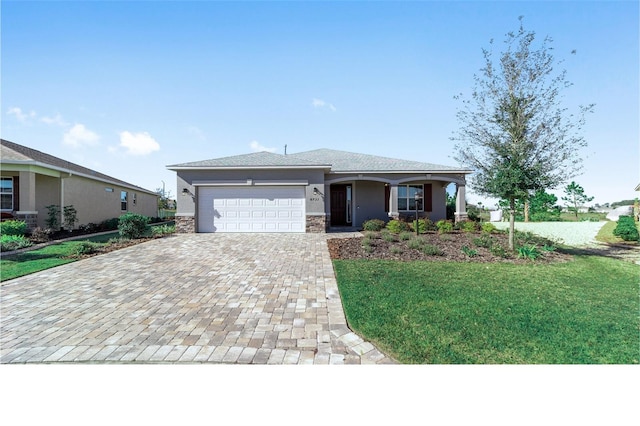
[1,234,394,364]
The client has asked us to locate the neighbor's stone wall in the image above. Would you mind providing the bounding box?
[306,215,327,233]
[175,215,196,233]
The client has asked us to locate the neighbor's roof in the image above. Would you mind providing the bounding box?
[168,148,471,173]
[1,139,157,195]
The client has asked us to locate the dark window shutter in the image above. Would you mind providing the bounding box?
[13,176,20,211]
[423,183,432,212]
[384,184,390,212]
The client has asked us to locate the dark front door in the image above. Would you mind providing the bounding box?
[330,184,352,226]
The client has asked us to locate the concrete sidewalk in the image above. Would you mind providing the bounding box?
[1,233,394,364]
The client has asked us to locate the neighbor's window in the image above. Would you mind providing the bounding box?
[397,184,423,211]
[121,191,128,211]
[1,177,14,211]
[132,193,137,205]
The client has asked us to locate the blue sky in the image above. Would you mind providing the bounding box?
[2,0,638,207]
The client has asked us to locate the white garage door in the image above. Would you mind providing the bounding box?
[198,186,306,233]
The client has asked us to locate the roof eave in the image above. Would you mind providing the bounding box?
[2,160,158,195]
[167,165,331,171]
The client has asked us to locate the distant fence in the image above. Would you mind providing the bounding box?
[158,209,176,219]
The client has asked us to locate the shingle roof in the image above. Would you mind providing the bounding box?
[167,151,330,168]
[168,148,470,174]
[288,149,468,173]
[1,139,156,194]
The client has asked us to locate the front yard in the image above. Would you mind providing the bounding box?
[333,256,639,364]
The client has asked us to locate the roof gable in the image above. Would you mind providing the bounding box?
[1,139,156,194]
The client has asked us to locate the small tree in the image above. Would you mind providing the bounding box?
[45,205,60,230]
[452,17,593,250]
[562,181,594,219]
[63,205,78,231]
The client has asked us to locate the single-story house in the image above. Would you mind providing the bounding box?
[167,149,472,233]
[1,139,158,230]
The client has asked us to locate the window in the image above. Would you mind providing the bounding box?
[398,184,423,211]
[132,193,137,205]
[1,177,13,211]
[121,191,128,211]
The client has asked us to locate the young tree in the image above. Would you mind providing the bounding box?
[562,181,594,219]
[452,17,593,250]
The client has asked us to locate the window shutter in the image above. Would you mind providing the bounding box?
[13,176,20,211]
[423,183,432,212]
[384,184,390,212]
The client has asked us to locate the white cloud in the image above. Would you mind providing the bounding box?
[63,124,100,147]
[41,114,68,126]
[7,107,36,122]
[311,98,336,112]
[118,131,160,156]
[249,140,276,153]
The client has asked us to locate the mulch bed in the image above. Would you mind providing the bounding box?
[327,231,573,264]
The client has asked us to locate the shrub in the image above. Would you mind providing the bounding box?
[1,234,33,252]
[29,227,53,243]
[382,232,396,242]
[517,245,541,261]
[542,244,556,252]
[462,246,478,257]
[490,244,510,258]
[0,220,27,236]
[390,246,403,255]
[151,225,176,236]
[436,220,453,234]
[362,219,386,232]
[473,234,494,248]
[63,205,78,230]
[481,222,496,234]
[45,205,60,229]
[363,231,379,239]
[72,241,99,257]
[613,216,639,242]
[118,213,151,239]
[458,220,478,233]
[100,218,120,231]
[422,244,445,256]
[387,219,412,234]
[411,219,432,234]
[399,231,413,241]
[407,237,424,250]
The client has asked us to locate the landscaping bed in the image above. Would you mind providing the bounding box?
[327,230,571,264]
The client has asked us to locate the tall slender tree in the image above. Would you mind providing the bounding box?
[452,17,593,250]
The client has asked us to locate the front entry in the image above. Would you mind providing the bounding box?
[330,184,352,226]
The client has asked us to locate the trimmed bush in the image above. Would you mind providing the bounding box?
[362,219,386,232]
[118,213,151,239]
[30,227,53,243]
[411,219,432,234]
[613,216,640,242]
[481,222,496,234]
[0,220,27,236]
[73,241,99,257]
[387,219,412,234]
[1,234,33,252]
[458,220,478,233]
[436,220,454,234]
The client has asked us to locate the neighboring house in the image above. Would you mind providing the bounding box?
[167,149,473,233]
[1,139,158,230]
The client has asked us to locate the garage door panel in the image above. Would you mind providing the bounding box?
[198,186,306,233]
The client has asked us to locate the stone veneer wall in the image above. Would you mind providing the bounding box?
[306,215,327,233]
[175,215,196,233]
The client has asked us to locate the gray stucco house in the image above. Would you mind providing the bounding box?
[1,139,158,230]
[167,149,472,233]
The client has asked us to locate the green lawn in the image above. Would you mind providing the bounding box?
[0,232,117,282]
[333,256,640,364]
